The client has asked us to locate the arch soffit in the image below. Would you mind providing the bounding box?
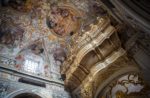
[5,89,47,98]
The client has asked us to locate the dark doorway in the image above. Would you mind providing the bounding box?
[14,93,42,98]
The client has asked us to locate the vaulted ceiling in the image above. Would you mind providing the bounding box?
[0,0,150,98]
[0,0,107,79]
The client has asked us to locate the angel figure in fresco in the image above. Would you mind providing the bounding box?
[29,43,44,55]
[0,32,14,47]
[53,47,66,66]
[0,21,24,48]
[44,65,50,77]
[47,4,80,37]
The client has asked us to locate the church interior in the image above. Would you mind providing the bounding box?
[0,0,150,98]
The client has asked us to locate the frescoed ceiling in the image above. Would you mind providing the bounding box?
[0,0,106,79]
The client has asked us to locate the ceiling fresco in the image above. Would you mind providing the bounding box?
[47,3,82,37]
[0,0,106,79]
[0,1,150,98]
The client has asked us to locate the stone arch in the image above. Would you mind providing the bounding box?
[79,56,141,98]
[13,93,41,98]
[5,89,46,98]
[93,58,140,98]
[97,72,149,98]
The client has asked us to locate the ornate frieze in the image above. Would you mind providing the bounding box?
[0,78,70,98]
[61,15,124,93]
[61,17,117,74]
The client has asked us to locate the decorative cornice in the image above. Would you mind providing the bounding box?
[61,17,116,75]
[72,48,125,92]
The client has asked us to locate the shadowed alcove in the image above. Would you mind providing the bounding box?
[13,93,41,98]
